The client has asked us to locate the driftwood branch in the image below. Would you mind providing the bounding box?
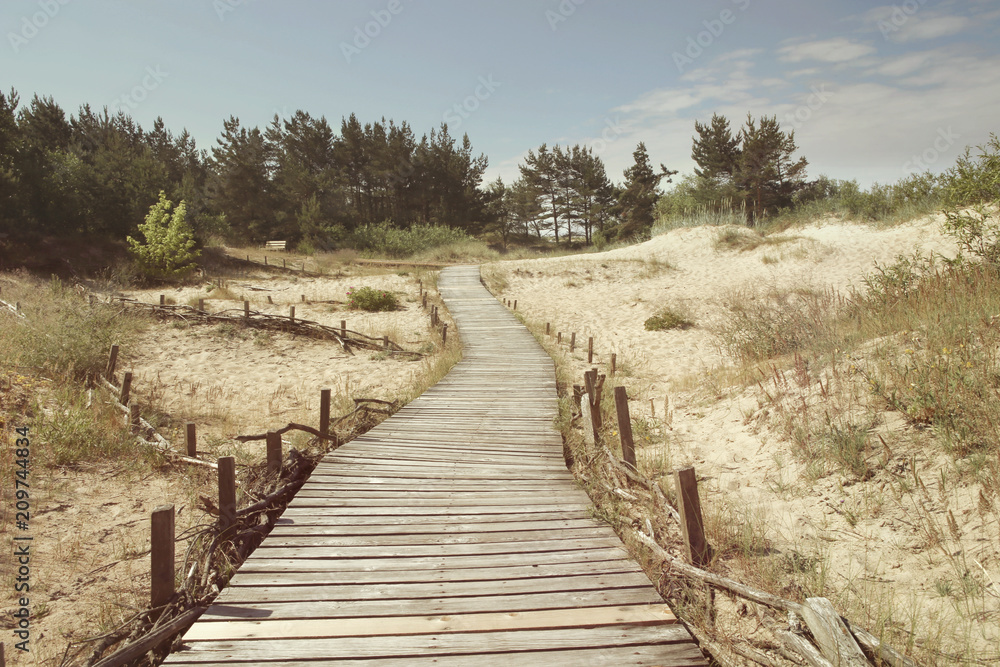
[90,607,204,667]
[235,422,337,443]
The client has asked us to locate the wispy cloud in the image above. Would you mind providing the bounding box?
[777,37,876,63]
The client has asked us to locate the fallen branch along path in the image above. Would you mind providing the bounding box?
[163,266,707,666]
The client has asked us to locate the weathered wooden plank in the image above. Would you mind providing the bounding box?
[184,604,677,641]
[217,572,660,604]
[252,536,628,559]
[165,644,707,667]
[169,624,700,662]
[231,560,642,586]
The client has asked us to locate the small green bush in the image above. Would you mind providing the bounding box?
[347,286,399,312]
[644,306,694,331]
[128,192,200,281]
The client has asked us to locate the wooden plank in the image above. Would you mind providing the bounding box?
[165,644,707,667]
[217,572,659,604]
[169,624,700,662]
[184,604,677,641]
[252,536,628,559]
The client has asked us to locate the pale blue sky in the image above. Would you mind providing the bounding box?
[2,0,999,188]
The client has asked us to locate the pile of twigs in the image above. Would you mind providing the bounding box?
[106,295,423,357]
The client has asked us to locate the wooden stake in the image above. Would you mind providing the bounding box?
[570,332,576,352]
[675,466,710,567]
[301,294,305,302]
[244,300,250,319]
[185,423,197,457]
[614,386,636,471]
[611,353,617,375]
[341,320,347,338]
[198,298,205,312]
[422,293,427,309]
[129,402,140,433]
[289,305,295,322]
[588,337,594,364]
[218,457,236,531]
[120,371,133,406]
[442,324,448,344]
[266,432,282,475]
[106,344,120,380]
[557,332,562,344]
[546,322,550,335]
[264,256,268,266]
[584,370,605,438]
[513,299,517,311]
[159,294,165,306]
[282,258,286,268]
[267,295,273,304]
[383,335,389,350]
[150,504,175,611]
[319,388,331,436]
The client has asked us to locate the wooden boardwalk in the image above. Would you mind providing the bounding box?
[166,266,707,666]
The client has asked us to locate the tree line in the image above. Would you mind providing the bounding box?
[0,87,815,252]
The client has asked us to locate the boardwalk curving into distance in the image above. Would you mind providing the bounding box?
[166,266,707,666]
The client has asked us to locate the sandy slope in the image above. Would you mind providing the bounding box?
[488,215,1000,659]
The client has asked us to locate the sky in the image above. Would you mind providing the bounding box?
[2,0,999,190]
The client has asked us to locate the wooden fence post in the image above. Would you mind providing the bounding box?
[264,256,268,266]
[383,335,389,350]
[283,258,286,269]
[588,337,594,364]
[557,332,562,344]
[570,332,576,352]
[583,370,605,440]
[611,353,617,375]
[129,402,141,433]
[341,320,347,338]
[185,423,197,457]
[301,294,305,302]
[120,371,133,407]
[266,295,272,304]
[150,504,175,611]
[266,432,282,476]
[106,344,120,379]
[442,324,448,344]
[198,298,205,312]
[513,299,517,311]
[546,322,550,336]
[244,300,250,320]
[159,294,165,306]
[422,293,427,309]
[614,386,636,471]
[675,466,710,567]
[320,388,331,436]
[289,306,295,323]
[218,457,236,531]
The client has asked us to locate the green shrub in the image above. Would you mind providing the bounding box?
[347,286,399,312]
[128,192,200,281]
[348,222,473,258]
[644,306,694,331]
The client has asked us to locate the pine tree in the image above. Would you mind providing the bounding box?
[735,115,807,223]
[128,191,200,280]
[692,113,740,181]
[615,142,676,238]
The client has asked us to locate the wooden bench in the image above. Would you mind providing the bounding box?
[264,240,287,251]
